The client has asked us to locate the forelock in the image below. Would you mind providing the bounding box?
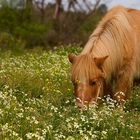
[71,54,99,83]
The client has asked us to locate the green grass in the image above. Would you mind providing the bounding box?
[0,46,139,140]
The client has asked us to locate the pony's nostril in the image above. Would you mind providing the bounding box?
[76,97,82,103]
[84,101,88,104]
[76,102,87,108]
[91,100,98,106]
[76,97,86,108]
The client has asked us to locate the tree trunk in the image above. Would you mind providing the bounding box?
[53,0,62,19]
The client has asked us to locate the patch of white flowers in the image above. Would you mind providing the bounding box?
[0,48,139,139]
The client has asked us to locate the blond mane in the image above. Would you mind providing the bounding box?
[78,6,136,82]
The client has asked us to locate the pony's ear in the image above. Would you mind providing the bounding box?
[68,53,77,64]
[94,56,108,68]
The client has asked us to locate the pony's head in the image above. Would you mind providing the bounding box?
[68,53,108,108]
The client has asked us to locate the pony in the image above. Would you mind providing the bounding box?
[68,6,140,108]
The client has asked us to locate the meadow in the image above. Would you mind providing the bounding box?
[0,46,139,140]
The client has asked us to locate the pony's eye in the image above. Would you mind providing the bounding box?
[91,81,96,86]
[73,82,77,86]
[73,81,78,86]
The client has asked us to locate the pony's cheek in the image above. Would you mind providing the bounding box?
[91,87,97,96]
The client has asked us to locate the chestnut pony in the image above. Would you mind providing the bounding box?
[68,6,140,108]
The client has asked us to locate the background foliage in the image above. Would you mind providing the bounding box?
[0,4,104,49]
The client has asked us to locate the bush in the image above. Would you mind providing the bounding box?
[14,22,53,48]
[0,7,19,32]
[0,32,25,53]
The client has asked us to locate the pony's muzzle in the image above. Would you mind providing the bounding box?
[76,97,88,108]
[76,97,98,108]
